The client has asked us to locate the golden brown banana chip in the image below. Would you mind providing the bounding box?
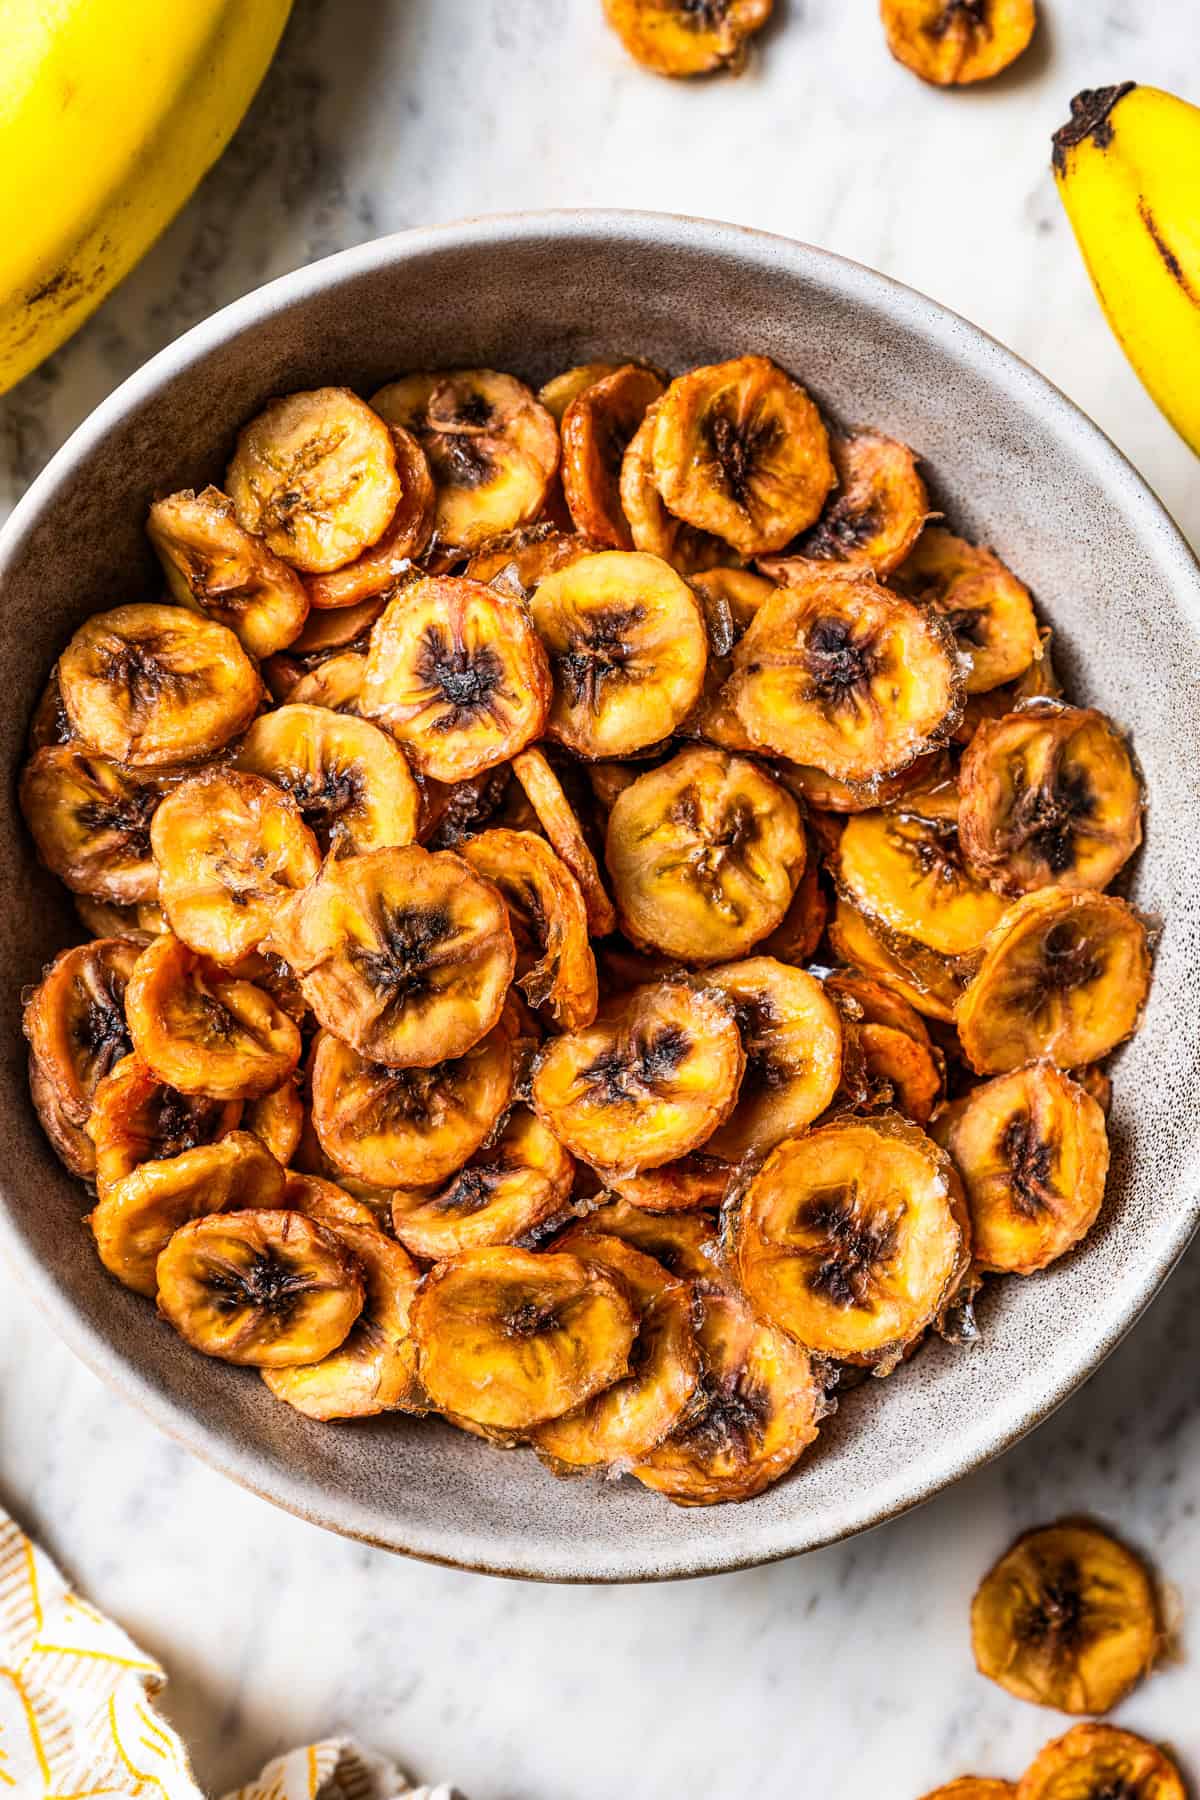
[291,594,390,657]
[411,1244,638,1432]
[24,937,140,1145]
[828,894,969,1023]
[72,896,147,940]
[1016,1726,1184,1800]
[391,1109,575,1262]
[560,365,666,548]
[28,1051,96,1178]
[760,843,829,966]
[532,980,744,1174]
[87,1052,242,1194]
[585,1196,722,1282]
[371,370,559,553]
[607,1151,733,1214]
[124,933,301,1102]
[510,747,618,935]
[539,363,626,423]
[676,565,779,752]
[268,846,514,1068]
[146,486,310,658]
[465,524,598,595]
[58,602,261,768]
[89,1129,285,1297]
[459,828,598,1031]
[534,1228,700,1467]
[972,1522,1160,1715]
[29,667,74,751]
[959,706,1143,897]
[157,1207,365,1367]
[957,888,1152,1075]
[758,427,930,578]
[226,387,402,574]
[286,650,369,716]
[605,747,805,962]
[651,356,834,557]
[837,807,1008,959]
[303,424,435,608]
[918,1785,1017,1800]
[825,969,943,1125]
[20,746,179,905]
[731,1115,969,1364]
[932,1064,1109,1273]
[773,747,953,816]
[529,549,708,757]
[280,1171,382,1229]
[603,0,773,76]
[235,703,421,857]
[633,1280,823,1506]
[310,1019,515,1188]
[152,769,321,963]
[362,574,551,782]
[243,1077,304,1166]
[728,568,960,780]
[703,958,844,1161]
[881,0,1036,86]
[894,528,1042,695]
[620,400,728,576]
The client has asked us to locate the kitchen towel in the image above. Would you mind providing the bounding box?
[0,1503,460,1799]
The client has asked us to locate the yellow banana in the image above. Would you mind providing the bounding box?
[1053,82,1200,457]
[0,0,293,396]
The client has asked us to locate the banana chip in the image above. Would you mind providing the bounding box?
[894,527,1041,695]
[732,1115,969,1364]
[957,889,1152,1074]
[959,706,1143,896]
[761,844,829,966]
[1016,1726,1184,1800]
[586,1196,723,1282]
[362,574,551,781]
[236,703,421,856]
[606,747,805,962]
[608,1151,732,1214]
[560,364,666,547]
[651,356,834,556]
[459,828,599,1031]
[825,969,943,1126]
[932,1064,1109,1273]
[243,1076,305,1166]
[28,668,74,752]
[532,979,744,1174]
[620,400,728,576]
[58,602,261,767]
[20,745,178,904]
[511,747,617,936]
[286,650,368,716]
[227,387,402,574]
[391,1108,574,1262]
[603,0,774,76]
[466,523,598,593]
[838,808,1008,958]
[87,1052,241,1194]
[268,845,514,1068]
[372,370,559,553]
[411,1245,638,1432]
[828,894,970,1023]
[146,486,310,657]
[152,769,322,963]
[881,0,1037,86]
[157,1207,365,1367]
[703,958,844,1160]
[24,937,140,1142]
[28,1052,97,1178]
[303,424,435,607]
[539,363,626,423]
[759,426,929,578]
[124,933,301,1101]
[918,1785,1016,1800]
[972,1522,1160,1714]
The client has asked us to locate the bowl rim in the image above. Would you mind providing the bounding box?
[3,206,1198,1583]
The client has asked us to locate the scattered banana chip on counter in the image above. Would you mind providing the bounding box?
[603,0,774,78]
[881,0,1037,86]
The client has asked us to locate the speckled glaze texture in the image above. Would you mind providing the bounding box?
[0,213,1197,1583]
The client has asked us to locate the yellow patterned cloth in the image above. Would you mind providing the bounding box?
[0,1507,458,1800]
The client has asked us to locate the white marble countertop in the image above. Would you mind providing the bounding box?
[2,3,1200,1795]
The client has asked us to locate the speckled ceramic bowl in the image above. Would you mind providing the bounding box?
[2,212,1198,1581]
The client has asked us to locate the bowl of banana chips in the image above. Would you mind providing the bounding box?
[1,212,1197,1580]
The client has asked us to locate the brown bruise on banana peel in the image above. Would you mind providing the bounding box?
[156,1208,365,1369]
[459,828,599,1032]
[23,939,140,1137]
[226,387,402,575]
[881,0,1037,87]
[57,603,261,768]
[362,574,551,783]
[124,933,302,1102]
[729,569,960,782]
[87,1052,241,1195]
[837,807,1008,958]
[534,1229,701,1468]
[620,400,730,576]
[309,1018,515,1188]
[411,1245,638,1433]
[303,425,435,608]
[236,704,421,857]
[391,1109,574,1262]
[1017,1726,1185,1800]
[151,769,322,964]
[561,365,666,548]
[89,1129,285,1297]
[652,356,834,557]
[959,705,1143,897]
[932,1064,1109,1273]
[530,549,708,757]
[894,527,1042,695]
[605,747,806,963]
[759,426,930,578]
[603,0,774,77]
[956,888,1152,1075]
[971,1521,1160,1717]
[268,845,515,1069]
[732,1114,970,1364]
[371,370,559,555]
[511,747,618,936]
[147,487,310,658]
[703,959,844,1161]
[21,746,179,904]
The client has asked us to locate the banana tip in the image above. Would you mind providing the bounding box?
[1051,82,1138,174]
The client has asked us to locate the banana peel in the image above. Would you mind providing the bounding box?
[0,0,294,396]
[1053,82,1200,457]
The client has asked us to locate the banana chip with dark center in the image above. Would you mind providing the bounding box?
[235,703,421,857]
[560,364,666,547]
[828,894,971,1024]
[391,1108,574,1262]
[620,400,728,576]
[837,807,1008,959]
[23,938,140,1142]
[87,1052,241,1194]
[1016,1725,1184,1800]
[703,957,844,1160]
[603,0,774,77]
[759,426,929,578]
[147,486,310,658]
[586,1197,723,1282]
[893,527,1041,695]
[459,828,598,1031]
[303,424,435,608]
[21,745,179,904]
[881,0,1036,86]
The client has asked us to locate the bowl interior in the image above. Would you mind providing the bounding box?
[2,214,1199,1580]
